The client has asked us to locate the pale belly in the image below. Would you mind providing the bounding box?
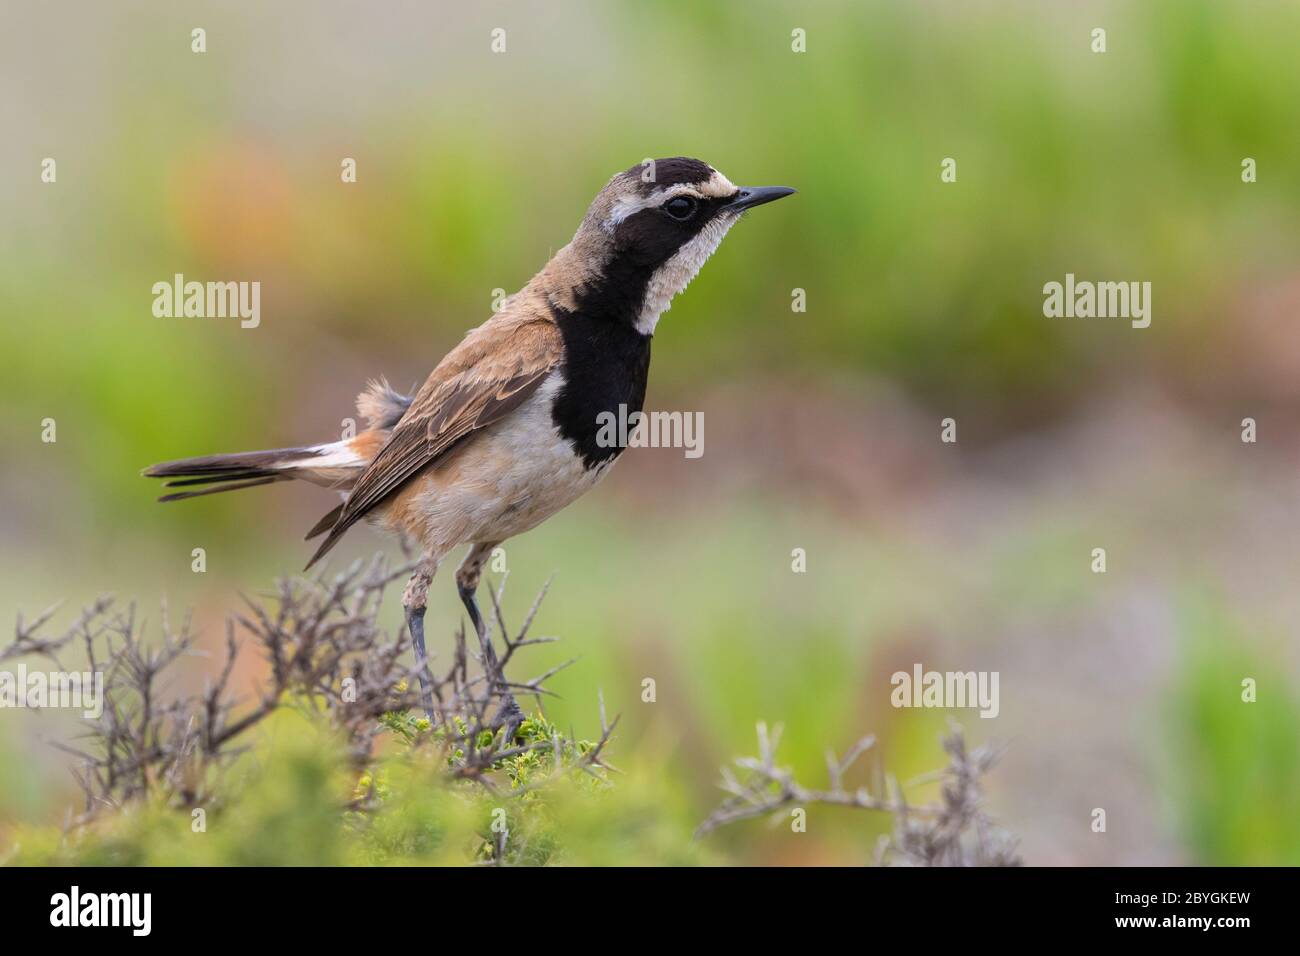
[375,374,615,555]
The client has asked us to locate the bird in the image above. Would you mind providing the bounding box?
[143,157,795,732]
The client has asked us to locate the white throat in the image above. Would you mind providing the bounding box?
[634,213,738,335]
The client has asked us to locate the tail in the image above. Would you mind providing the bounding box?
[144,378,412,550]
[142,446,330,502]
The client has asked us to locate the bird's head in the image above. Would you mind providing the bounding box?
[560,157,795,333]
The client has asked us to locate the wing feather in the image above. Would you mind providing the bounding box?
[304,318,563,568]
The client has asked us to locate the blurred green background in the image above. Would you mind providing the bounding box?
[3,0,1300,864]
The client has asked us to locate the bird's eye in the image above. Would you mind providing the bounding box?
[663,196,698,220]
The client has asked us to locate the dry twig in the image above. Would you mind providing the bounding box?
[7,555,605,834]
[698,720,1021,866]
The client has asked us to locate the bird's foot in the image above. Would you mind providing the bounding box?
[458,580,522,741]
[404,603,435,721]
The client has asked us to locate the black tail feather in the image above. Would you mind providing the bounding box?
[143,446,319,480]
[145,444,344,551]
[157,475,288,502]
[161,469,280,489]
[144,446,319,503]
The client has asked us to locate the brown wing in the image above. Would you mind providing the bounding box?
[304,318,563,569]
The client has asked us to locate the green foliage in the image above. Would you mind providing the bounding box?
[1167,598,1300,865]
[3,704,704,867]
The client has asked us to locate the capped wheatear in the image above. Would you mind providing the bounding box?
[145,157,795,728]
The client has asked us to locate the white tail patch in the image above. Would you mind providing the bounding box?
[293,440,372,488]
[302,441,365,469]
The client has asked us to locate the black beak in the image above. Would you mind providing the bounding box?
[724,185,796,212]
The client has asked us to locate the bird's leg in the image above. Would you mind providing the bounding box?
[456,542,523,741]
[402,558,438,721]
